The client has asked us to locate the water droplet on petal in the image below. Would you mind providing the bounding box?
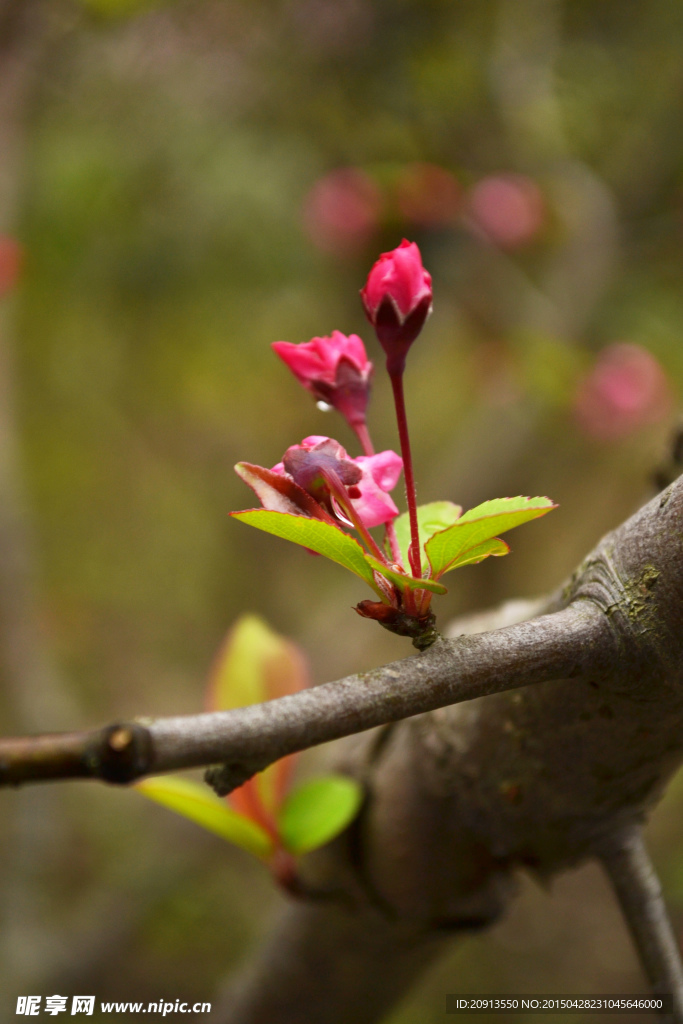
[316,400,333,412]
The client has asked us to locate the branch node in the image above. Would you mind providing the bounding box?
[204,754,272,796]
[88,723,153,785]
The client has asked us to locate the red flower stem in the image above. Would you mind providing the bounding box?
[385,521,402,565]
[389,370,422,579]
[353,420,375,457]
[351,420,402,568]
[416,588,432,619]
[325,474,391,569]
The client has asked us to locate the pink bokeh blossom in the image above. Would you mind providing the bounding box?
[302,168,382,254]
[573,343,672,440]
[467,174,545,249]
[0,236,22,296]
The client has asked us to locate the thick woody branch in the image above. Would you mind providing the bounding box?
[210,475,683,1024]
[0,602,606,789]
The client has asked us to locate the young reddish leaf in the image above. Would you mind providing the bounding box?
[206,615,309,822]
[426,496,556,579]
[231,509,382,591]
[235,462,334,521]
[278,775,363,855]
[206,614,309,712]
[390,501,462,572]
[136,776,273,860]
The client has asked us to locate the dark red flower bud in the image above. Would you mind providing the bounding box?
[360,239,432,374]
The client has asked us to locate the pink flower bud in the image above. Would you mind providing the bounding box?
[272,332,373,429]
[360,239,432,373]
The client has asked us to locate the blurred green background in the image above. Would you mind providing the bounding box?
[2,0,683,1019]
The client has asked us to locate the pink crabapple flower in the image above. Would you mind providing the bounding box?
[272,332,373,429]
[272,436,403,529]
[573,343,672,441]
[352,450,404,528]
[466,174,545,250]
[302,168,382,255]
[360,239,432,373]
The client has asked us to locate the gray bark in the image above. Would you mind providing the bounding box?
[599,829,683,1019]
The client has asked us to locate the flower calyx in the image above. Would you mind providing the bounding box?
[355,600,438,649]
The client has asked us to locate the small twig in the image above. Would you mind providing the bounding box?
[598,827,683,1022]
[0,602,606,790]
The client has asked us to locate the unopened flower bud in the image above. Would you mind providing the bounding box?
[360,239,432,374]
[272,332,373,430]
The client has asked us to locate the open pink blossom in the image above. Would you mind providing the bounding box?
[353,450,403,527]
[361,239,432,373]
[273,436,402,529]
[272,332,373,429]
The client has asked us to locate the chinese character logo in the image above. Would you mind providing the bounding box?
[16,996,41,1016]
[45,996,68,1016]
[71,997,95,1016]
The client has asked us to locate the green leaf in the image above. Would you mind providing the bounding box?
[231,509,379,590]
[425,496,556,579]
[278,775,364,855]
[391,501,462,572]
[136,776,273,860]
[364,556,448,595]
[447,537,509,567]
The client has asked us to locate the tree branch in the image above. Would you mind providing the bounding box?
[0,602,605,789]
[599,828,683,1022]
[208,472,683,1023]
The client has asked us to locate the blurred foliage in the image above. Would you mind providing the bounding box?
[3,0,683,1017]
